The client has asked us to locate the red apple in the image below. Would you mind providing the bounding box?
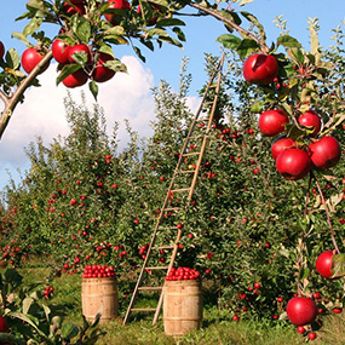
[243,54,279,85]
[286,297,318,326]
[92,53,116,82]
[296,326,306,334]
[271,137,296,160]
[21,48,48,74]
[0,41,5,60]
[308,332,317,341]
[258,109,289,137]
[276,148,311,180]
[105,0,131,25]
[315,250,333,278]
[62,69,88,88]
[63,0,86,15]
[298,110,322,136]
[52,39,70,64]
[309,136,341,170]
[0,315,8,332]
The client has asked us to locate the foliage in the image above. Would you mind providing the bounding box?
[0,267,104,344]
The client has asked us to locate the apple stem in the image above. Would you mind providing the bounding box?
[313,172,340,254]
[0,50,53,140]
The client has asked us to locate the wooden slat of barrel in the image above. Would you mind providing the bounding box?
[81,278,118,323]
[163,280,203,336]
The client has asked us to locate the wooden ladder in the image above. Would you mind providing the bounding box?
[123,54,225,326]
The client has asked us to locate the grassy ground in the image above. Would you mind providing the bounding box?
[19,266,345,345]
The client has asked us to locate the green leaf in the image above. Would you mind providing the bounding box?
[217,34,242,50]
[22,297,34,315]
[23,17,43,37]
[89,80,99,101]
[236,39,260,59]
[172,27,186,42]
[289,47,304,64]
[277,35,302,49]
[240,11,266,42]
[148,0,168,7]
[156,18,185,27]
[76,19,92,43]
[61,323,79,339]
[104,59,127,73]
[133,46,146,62]
[8,311,47,338]
[220,10,242,26]
[98,44,114,57]
[3,268,23,286]
[0,333,17,345]
[104,26,125,36]
[139,38,155,51]
[146,28,169,38]
[26,0,46,11]
[5,48,20,69]
[56,64,82,85]
[11,32,30,46]
[332,254,345,278]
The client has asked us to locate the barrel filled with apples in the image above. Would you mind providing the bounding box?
[81,264,118,323]
[163,267,203,336]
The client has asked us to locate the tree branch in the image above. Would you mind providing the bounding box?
[189,3,269,53]
[0,50,53,141]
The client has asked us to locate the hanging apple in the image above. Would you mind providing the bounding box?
[52,39,70,64]
[309,136,341,170]
[315,250,334,278]
[286,297,318,326]
[258,109,289,137]
[297,110,322,137]
[243,53,279,85]
[271,137,296,160]
[276,148,311,180]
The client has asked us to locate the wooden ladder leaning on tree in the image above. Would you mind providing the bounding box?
[123,53,226,326]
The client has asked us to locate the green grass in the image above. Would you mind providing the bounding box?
[17,267,345,344]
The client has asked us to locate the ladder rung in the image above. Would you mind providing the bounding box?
[170,188,191,193]
[179,170,195,174]
[146,266,169,270]
[131,308,157,312]
[183,151,201,157]
[155,245,174,250]
[138,286,163,291]
[163,207,181,211]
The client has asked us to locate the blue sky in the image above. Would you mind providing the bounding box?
[0,0,344,192]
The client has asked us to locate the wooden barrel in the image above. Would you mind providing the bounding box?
[81,278,118,323]
[163,280,203,336]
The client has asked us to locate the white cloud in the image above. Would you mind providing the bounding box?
[0,55,155,190]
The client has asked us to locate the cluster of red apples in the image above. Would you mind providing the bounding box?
[165,267,200,281]
[19,0,132,88]
[243,53,341,180]
[82,264,116,278]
